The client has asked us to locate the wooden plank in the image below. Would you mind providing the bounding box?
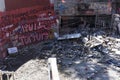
[0,71,14,74]
[48,58,60,80]
[0,72,2,80]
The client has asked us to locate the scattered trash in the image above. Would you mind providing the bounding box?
[7,47,18,54]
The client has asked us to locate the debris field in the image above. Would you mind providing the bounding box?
[0,29,119,80]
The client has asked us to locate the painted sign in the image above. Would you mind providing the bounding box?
[0,5,57,58]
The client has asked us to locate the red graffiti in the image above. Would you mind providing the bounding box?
[0,4,57,58]
[18,32,49,46]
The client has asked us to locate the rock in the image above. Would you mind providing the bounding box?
[115,17,119,21]
[82,37,89,43]
[111,49,120,55]
[97,35,103,39]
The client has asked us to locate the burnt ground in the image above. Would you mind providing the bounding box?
[0,28,120,80]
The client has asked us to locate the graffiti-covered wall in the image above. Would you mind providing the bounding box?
[55,0,112,15]
[0,0,57,58]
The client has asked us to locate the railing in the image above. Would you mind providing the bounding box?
[0,71,15,80]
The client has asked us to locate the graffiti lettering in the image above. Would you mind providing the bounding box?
[21,23,47,33]
[19,33,49,46]
[0,4,57,58]
[0,5,55,28]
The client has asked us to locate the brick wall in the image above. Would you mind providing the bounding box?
[5,0,50,11]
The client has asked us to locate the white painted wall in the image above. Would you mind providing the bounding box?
[0,0,5,12]
[50,0,54,4]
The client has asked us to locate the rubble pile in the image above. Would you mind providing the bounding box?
[0,29,120,80]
